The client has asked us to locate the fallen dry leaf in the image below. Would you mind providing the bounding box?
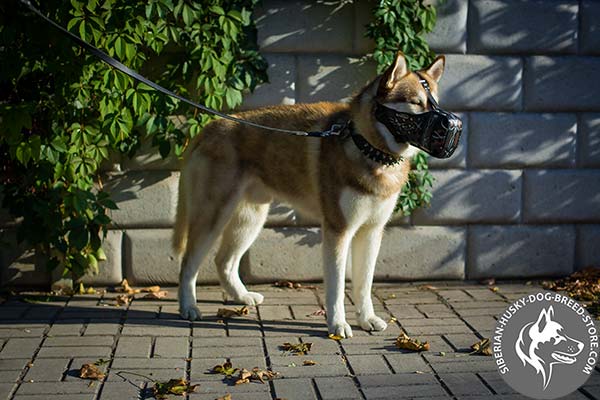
[115,294,131,306]
[79,363,105,380]
[395,332,430,352]
[141,285,161,293]
[385,293,397,300]
[251,367,279,383]
[234,368,252,385]
[152,378,198,399]
[211,361,238,377]
[480,278,496,286]
[77,283,96,295]
[216,306,249,319]
[232,366,279,385]
[327,333,343,341]
[115,279,137,294]
[273,281,315,290]
[115,279,164,296]
[306,309,326,317]
[418,284,438,291]
[215,394,232,400]
[281,342,312,355]
[303,360,317,366]
[142,291,169,300]
[274,280,301,289]
[471,338,492,356]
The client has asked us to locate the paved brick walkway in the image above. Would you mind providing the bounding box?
[0,282,598,400]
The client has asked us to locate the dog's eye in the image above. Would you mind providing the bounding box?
[554,336,564,344]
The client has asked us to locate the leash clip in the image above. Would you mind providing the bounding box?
[322,123,348,137]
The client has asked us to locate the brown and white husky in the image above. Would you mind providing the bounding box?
[173,52,446,338]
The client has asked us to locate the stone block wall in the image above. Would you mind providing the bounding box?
[1,0,599,286]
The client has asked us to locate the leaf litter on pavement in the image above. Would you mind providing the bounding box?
[210,360,280,386]
[543,267,600,316]
[110,279,169,306]
[152,378,198,399]
[281,342,312,355]
[216,306,249,319]
[395,332,430,352]
[470,338,492,356]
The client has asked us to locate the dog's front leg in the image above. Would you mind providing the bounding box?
[352,225,387,332]
[322,225,353,338]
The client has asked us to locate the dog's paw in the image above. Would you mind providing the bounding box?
[237,291,264,306]
[359,315,388,332]
[329,321,353,338]
[180,304,203,321]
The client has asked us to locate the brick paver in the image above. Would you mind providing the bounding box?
[0,282,599,399]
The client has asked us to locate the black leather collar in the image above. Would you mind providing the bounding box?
[347,123,402,166]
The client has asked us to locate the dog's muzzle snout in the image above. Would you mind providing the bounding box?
[374,72,463,159]
[374,103,463,159]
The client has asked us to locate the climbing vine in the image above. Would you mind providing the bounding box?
[365,0,438,215]
[0,0,267,281]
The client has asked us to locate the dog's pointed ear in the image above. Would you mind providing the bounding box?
[535,307,552,333]
[382,52,409,89]
[424,55,445,83]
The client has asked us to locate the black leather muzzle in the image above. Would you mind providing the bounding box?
[374,73,463,159]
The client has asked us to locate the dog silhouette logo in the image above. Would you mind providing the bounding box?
[492,292,598,399]
[515,306,584,390]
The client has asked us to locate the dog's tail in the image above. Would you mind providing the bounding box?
[172,171,188,256]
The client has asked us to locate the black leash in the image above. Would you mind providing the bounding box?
[18,0,347,138]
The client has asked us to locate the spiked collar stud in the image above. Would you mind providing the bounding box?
[347,124,402,166]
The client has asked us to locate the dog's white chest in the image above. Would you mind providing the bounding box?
[339,188,397,229]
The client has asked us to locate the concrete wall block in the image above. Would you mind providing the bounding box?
[353,0,375,54]
[577,225,600,269]
[580,113,600,167]
[469,112,577,168]
[247,227,322,282]
[468,225,575,279]
[468,0,578,54]
[104,171,179,228]
[241,54,296,110]
[81,230,123,286]
[266,203,302,227]
[440,55,522,111]
[121,138,180,171]
[377,226,465,280]
[581,0,600,55]
[0,229,49,287]
[255,0,354,53]
[425,0,468,53]
[246,226,464,282]
[124,229,220,285]
[428,112,468,169]
[524,170,600,222]
[297,55,376,103]
[524,57,600,111]
[412,169,522,224]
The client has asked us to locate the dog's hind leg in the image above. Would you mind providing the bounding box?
[178,160,246,321]
[216,200,269,305]
[351,224,387,332]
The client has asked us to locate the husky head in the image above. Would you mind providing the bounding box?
[351,52,446,159]
[515,306,584,390]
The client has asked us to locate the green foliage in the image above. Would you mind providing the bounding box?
[395,152,433,215]
[365,0,437,215]
[366,0,437,73]
[0,0,267,280]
